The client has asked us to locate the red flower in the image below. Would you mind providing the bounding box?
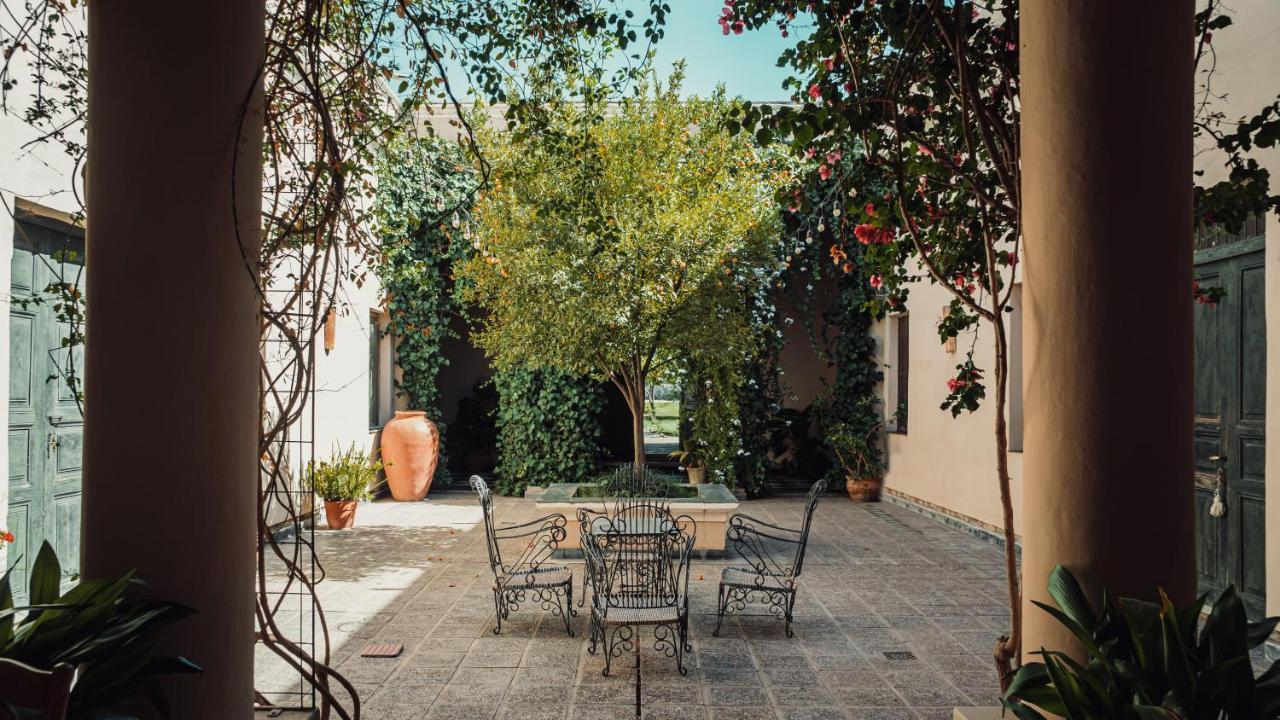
[947,378,966,392]
[823,56,836,71]
[808,84,822,101]
[869,273,884,289]
[2,531,13,544]
[817,164,832,181]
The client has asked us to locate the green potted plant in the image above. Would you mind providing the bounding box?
[826,419,885,502]
[307,444,383,529]
[1004,565,1280,718]
[0,541,200,717]
[669,446,708,485]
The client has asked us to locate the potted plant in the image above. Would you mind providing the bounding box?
[826,419,885,502]
[307,444,382,529]
[669,446,708,485]
[0,541,201,717]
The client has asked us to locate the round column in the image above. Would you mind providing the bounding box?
[83,3,264,716]
[1021,0,1196,658]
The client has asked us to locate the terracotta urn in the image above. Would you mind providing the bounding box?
[845,475,883,503]
[380,410,439,501]
[324,500,358,529]
[686,465,707,485]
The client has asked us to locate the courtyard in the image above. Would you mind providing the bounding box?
[261,491,1012,719]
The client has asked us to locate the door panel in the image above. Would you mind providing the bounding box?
[1194,243,1266,618]
[7,215,84,593]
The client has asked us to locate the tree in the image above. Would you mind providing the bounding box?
[461,70,785,475]
[723,0,1279,688]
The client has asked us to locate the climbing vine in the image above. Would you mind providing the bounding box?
[493,367,603,496]
[374,135,480,487]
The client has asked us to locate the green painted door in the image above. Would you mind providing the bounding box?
[1193,237,1266,618]
[8,214,84,597]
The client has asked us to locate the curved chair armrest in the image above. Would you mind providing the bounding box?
[728,512,801,534]
[493,512,568,540]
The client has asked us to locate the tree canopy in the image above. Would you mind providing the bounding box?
[460,70,788,468]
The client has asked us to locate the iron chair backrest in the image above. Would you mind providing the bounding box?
[598,463,672,499]
[470,475,505,574]
[0,659,75,720]
[791,478,828,577]
[588,509,695,611]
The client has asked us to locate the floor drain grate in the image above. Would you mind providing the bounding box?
[883,650,917,661]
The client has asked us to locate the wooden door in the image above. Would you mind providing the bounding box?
[1193,237,1266,617]
[8,213,84,597]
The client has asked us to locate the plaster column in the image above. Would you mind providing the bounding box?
[83,3,264,716]
[1021,1,1196,658]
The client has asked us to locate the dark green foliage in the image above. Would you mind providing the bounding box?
[374,136,481,489]
[0,541,199,717]
[1004,565,1280,719]
[494,367,603,496]
[820,266,883,485]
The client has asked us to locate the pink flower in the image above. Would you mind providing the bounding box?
[804,146,817,159]
[947,378,966,392]
[869,274,884,290]
[817,164,832,181]
[825,150,842,164]
[808,84,822,101]
[823,56,837,71]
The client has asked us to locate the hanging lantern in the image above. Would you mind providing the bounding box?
[323,307,337,355]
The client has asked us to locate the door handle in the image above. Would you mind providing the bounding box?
[1209,455,1227,518]
[46,432,60,457]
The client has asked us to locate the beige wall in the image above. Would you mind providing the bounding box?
[874,280,1025,534]
[1192,0,1280,614]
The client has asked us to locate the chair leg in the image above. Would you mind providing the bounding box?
[713,583,727,637]
[561,586,574,637]
[492,590,504,635]
[784,590,797,638]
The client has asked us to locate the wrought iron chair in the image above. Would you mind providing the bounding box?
[715,478,827,638]
[582,504,695,676]
[470,475,575,635]
[597,463,673,499]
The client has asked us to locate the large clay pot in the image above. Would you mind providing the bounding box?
[845,475,883,503]
[380,411,439,501]
[324,500,358,529]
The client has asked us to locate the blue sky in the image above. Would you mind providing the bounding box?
[425,1,805,104]
[636,0,802,101]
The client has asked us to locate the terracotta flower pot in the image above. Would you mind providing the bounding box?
[380,410,439,501]
[845,475,883,503]
[324,500,358,529]
[686,465,707,485]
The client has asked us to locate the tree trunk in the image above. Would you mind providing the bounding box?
[628,374,647,478]
[990,311,1021,689]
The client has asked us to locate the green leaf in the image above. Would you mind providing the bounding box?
[28,541,61,606]
[1047,565,1099,634]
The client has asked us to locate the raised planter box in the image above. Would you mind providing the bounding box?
[535,482,740,552]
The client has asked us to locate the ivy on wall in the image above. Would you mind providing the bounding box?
[373,136,480,487]
[493,367,603,496]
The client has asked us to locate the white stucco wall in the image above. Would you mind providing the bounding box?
[873,279,1025,534]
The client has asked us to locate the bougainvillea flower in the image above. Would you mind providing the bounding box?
[869,273,884,289]
[818,164,832,180]
[826,150,842,164]
[808,83,822,101]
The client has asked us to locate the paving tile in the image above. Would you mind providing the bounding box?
[258,494,1025,719]
[705,685,771,706]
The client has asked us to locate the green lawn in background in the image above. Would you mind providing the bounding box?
[646,398,680,437]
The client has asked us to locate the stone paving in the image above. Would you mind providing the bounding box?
[258,490,1014,719]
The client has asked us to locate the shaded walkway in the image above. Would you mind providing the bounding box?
[260,492,1011,719]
